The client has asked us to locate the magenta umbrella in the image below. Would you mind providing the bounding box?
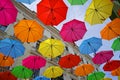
[60,19,87,43]
[22,55,46,70]
[92,50,114,64]
[0,0,18,26]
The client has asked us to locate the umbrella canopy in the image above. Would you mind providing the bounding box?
[100,18,120,40]
[85,0,113,25]
[0,53,14,67]
[0,0,18,26]
[0,71,17,80]
[58,54,81,68]
[11,65,33,79]
[34,76,50,80]
[43,66,63,78]
[22,55,46,70]
[68,0,87,5]
[60,19,87,43]
[103,60,120,71]
[74,64,95,76]
[37,0,68,26]
[79,37,102,54]
[111,67,120,76]
[38,38,65,58]
[14,20,44,42]
[111,38,120,51]
[87,72,105,80]
[102,78,112,80]
[92,50,114,64]
[16,0,35,4]
[0,38,25,58]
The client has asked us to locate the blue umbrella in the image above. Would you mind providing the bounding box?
[79,37,102,54]
[16,0,35,4]
[0,38,25,58]
[34,76,50,80]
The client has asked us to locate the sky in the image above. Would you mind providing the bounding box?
[23,0,120,80]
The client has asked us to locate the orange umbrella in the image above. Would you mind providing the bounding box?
[100,18,120,40]
[111,67,120,76]
[74,64,94,76]
[14,19,44,42]
[0,53,14,67]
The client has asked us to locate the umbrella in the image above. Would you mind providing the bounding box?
[102,78,112,80]
[111,67,120,76]
[37,0,68,26]
[14,19,44,43]
[85,0,113,25]
[0,38,25,58]
[0,71,17,80]
[92,50,114,64]
[11,65,33,79]
[60,19,87,43]
[87,72,105,80]
[34,76,50,80]
[43,66,63,78]
[74,64,95,76]
[103,60,120,71]
[58,54,81,68]
[79,37,102,54]
[111,38,120,51]
[16,0,35,4]
[22,55,46,70]
[0,53,14,67]
[100,18,120,40]
[68,0,87,5]
[0,0,18,26]
[38,38,65,58]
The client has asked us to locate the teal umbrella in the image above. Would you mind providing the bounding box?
[68,0,87,5]
[11,65,33,79]
[111,38,120,51]
[87,72,105,80]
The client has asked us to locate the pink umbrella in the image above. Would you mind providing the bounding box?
[22,55,46,70]
[60,19,87,43]
[92,50,114,64]
[0,0,18,26]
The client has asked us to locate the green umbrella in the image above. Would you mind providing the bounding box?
[11,65,33,79]
[111,38,120,51]
[87,72,105,80]
[68,0,87,5]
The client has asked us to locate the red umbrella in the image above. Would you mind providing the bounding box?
[0,0,18,26]
[60,19,87,43]
[103,60,120,71]
[92,50,114,64]
[0,71,17,80]
[58,54,81,68]
[37,0,68,26]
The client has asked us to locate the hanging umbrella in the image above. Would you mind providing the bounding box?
[87,72,105,80]
[37,0,68,26]
[79,37,102,54]
[111,67,120,76]
[102,78,112,80]
[14,19,44,43]
[0,0,18,26]
[103,60,120,71]
[111,38,120,51]
[74,64,95,76]
[92,50,114,64]
[100,18,120,40]
[60,19,87,43]
[58,54,81,68]
[0,38,25,58]
[43,66,63,78]
[34,76,50,80]
[11,65,33,79]
[22,55,46,70]
[16,0,35,4]
[85,0,113,25]
[38,38,65,58]
[68,0,87,5]
[0,71,17,80]
[0,53,14,67]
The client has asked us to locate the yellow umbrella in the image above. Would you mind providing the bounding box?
[102,78,112,80]
[43,66,63,78]
[85,0,113,25]
[38,38,65,58]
